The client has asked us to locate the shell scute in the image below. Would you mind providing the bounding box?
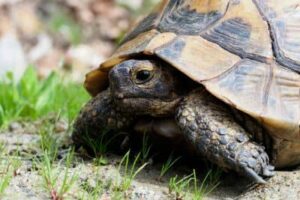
[87,0,300,146]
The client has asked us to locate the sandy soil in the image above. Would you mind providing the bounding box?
[1,122,299,200]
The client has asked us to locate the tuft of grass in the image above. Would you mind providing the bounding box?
[82,129,121,166]
[81,150,150,199]
[39,148,77,200]
[80,179,106,200]
[116,151,148,191]
[140,133,152,164]
[0,145,21,197]
[168,173,193,199]
[58,149,77,198]
[82,129,119,157]
[168,169,221,200]
[35,120,78,200]
[0,66,89,128]
[0,172,11,197]
[93,156,109,166]
[159,152,181,180]
[39,119,61,161]
[190,169,220,200]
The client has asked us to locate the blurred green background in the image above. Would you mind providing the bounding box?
[0,0,160,127]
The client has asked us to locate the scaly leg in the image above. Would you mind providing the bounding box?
[176,89,275,183]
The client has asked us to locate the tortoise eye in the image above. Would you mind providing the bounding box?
[136,70,153,83]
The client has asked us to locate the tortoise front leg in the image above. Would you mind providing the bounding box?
[72,90,135,153]
[176,89,275,183]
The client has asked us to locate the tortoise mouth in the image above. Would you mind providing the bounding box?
[113,94,179,106]
[113,96,180,117]
[111,88,177,102]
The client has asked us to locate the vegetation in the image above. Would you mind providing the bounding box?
[0,143,21,197]
[169,169,221,200]
[0,67,89,128]
[0,67,86,198]
[39,148,77,200]
[140,134,152,163]
[116,151,148,191]
[159,152,181,180]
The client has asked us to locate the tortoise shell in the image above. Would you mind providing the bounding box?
[85,0,300,164]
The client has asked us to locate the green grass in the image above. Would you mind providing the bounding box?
[0,158,21,197]
[140,134,152,163]
[190,170,219,200]
[80,177,107,200]
[0,144,21,197]
[168,169,221,200]
[159,152,181,180]
[0,66,89,128]
[82,129,119,157]
[168,173,193,199]
[116,151,148,191]
[39,148,77,200]
[80,151,150,199]
[35,121,78,200]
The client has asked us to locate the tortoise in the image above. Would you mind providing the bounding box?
[73,0,300,183]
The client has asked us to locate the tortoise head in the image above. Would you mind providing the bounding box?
[109,59,190,116]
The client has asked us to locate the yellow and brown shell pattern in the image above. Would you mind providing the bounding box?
[86,0,300,145]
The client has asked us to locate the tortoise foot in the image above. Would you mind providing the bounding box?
[176,90,275,183]
[237,143,275,183]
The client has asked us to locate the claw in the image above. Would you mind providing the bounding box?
[244,167,267,184]
[263,165,275,177]
[267,165,275,171]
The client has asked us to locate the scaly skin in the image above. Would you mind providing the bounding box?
[72,90,135,152]
[176,89,275,183]
[74,59,276,183]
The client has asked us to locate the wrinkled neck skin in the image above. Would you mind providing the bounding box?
[108,58,197,117]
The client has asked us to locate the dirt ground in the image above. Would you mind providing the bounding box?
[1,121,300,200]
